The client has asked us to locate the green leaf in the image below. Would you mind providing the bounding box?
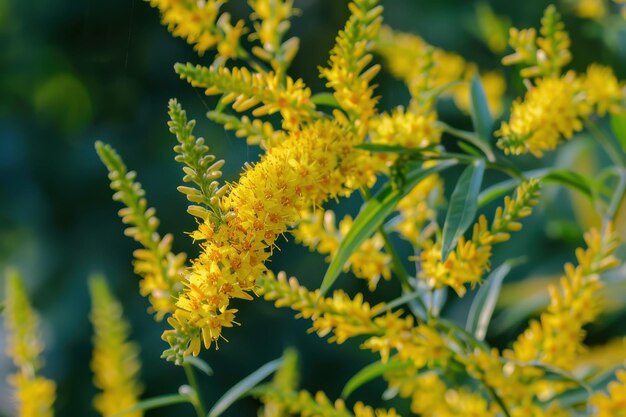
[208,357,283,417]
[441,159,486,261]
[610,112,626,151]
[341,360,410,399]
[183,356,213,376]
[469,75,493,143]
[319,160,457,296]
[465,259,522,340]
[542,169,594,199]
[311,92,340,108]
[110,394,191,416]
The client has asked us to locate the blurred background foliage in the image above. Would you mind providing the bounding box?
[0,0,625,416]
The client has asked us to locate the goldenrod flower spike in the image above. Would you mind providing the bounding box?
[96,141,187,320]
[502,5,571,78]
[259,348,300,417]
[89,275,143,417]
[259,387,401,417]
[510,224,621,369]
[165,120,375,361]
[420,179,541,296]
[176,63,316,130]
[4,269,56,417]
[293,209,391,291]
[582,64,626,115]
[319,0,383,138]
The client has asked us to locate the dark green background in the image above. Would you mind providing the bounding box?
[1,0,625,416]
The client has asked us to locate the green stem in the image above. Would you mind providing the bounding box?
[183,362,207,417]
[437,121,496,162]
[585,118,626,167]
[606,167,626,222]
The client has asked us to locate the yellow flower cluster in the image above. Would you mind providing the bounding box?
[565,0,626,20]
[167,121,375,357]
[509,225,621,369]
[420,179,541,296]
[319,0,383,138]
[385,369,496,417]
[376,26,505,116]
[89,276,143,417]
[591,370,626,417]
[148,0,245,58]
[497,73,590,157]
[176,63,316,130]
[498,7,625,157]
[293,209,391,291]
[260,348,300,417]
[3,271,56,417]
[259,387,400,417]
[370,107,442,149]
[248,0,299,72]
[258,272,452,367]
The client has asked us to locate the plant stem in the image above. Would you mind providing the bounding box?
[606,167,626,222]
[437,121,496,162]
[183,362,208,417]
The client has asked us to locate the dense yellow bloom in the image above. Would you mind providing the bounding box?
[293,209,391,290]
[148,0,246,57]
[582,64,625,115]
[386,369,497,417]
[319,0,383,138]
[392,173,442,244]
[420,180,541,296]
[4,271,55,417]
[509,225,621,369]
[259,387,400,417]
[497,74,591,157]
[166,121,375,358]
[370,107,442,149]
[591,370,626,417]
[89,276,143,417]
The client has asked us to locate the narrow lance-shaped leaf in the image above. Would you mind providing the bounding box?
[183,356,213,376]
[341,359,410,399]
[470,75,494,143]
[319,160,457,296]
[441,159,486,261]
[208,357,283,417]
[465,259,522,340]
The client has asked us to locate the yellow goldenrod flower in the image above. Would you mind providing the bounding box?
[496,74,591,157]
[420,180,541,296]
[574,0,607,19]
[260,348,300,417]
[475,2,511,54]
[582,64,625,115]
[176,63,316,130]
[591,369,626,417]
[370,107,442,149]
[259,387,400,417]
[165,120,376,359]
[258,272,451,368]
[509,225,621,370]
[89,276,143,417]
[385,369,497,417]
[319,0,383,138]
[293,209,391,290]
[248,0,299,72]
[4,270,56,417]
[148,0,247,58]
[502,5,571,78]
